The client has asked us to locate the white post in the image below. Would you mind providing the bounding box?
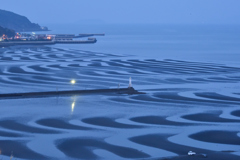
[129,77,132,88]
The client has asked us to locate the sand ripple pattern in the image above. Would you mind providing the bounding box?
[0,46,239,159]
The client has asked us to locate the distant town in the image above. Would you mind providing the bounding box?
[0,9,104,47]
[0,32,104,47]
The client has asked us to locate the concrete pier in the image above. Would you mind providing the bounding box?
[0,87,145,100]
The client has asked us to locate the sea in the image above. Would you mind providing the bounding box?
[0,24,239,160]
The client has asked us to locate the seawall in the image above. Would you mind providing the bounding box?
[0,87,145,100]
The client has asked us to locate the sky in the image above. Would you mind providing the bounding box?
[1,0,240,25]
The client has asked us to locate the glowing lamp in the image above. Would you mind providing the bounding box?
[71,80,76,84]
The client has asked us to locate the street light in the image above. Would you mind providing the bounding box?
[71,79,76,84]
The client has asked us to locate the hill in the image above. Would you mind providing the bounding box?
[0,9,48,32]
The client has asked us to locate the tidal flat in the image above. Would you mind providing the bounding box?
[0,25,240,159]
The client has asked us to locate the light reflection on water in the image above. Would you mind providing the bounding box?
[71,101,75,113]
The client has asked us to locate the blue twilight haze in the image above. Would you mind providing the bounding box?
[1,0,240,25]
[0,1,240,160]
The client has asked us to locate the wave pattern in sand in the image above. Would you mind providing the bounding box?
[0,46,239,160]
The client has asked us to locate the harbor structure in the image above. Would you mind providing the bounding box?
[0,33,104,47]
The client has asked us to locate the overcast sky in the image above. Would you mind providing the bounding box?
[1,0,240,25]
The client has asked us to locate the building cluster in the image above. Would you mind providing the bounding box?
[0,33,101,46]
[0,33,53,41]
[0,34,7,41]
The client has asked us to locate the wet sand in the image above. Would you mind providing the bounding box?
[8,67,33,75]
[109,97,146,104]
[195,92,240,102]
[0,120,60,134]
[0,130,24,137]
[129,134,240,160]
[153,92,240,105]
[36,118,92,130]
[0,140,47,159]
[182,112,240,122]
[130,94,176,104]
[231,110,240,117]
[130,116,191,126]
[189,130,240,145]
[1,46,240,160]
[82,117,142,128]
[56,138,150,159]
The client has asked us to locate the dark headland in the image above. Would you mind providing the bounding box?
[0,9,105,47]
[0,9,48,32]
[0,26,15,37]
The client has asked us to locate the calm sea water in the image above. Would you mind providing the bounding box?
[47,24,240,65]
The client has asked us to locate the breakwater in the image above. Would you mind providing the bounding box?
[0,87,145,100]
[0,39,96,47]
